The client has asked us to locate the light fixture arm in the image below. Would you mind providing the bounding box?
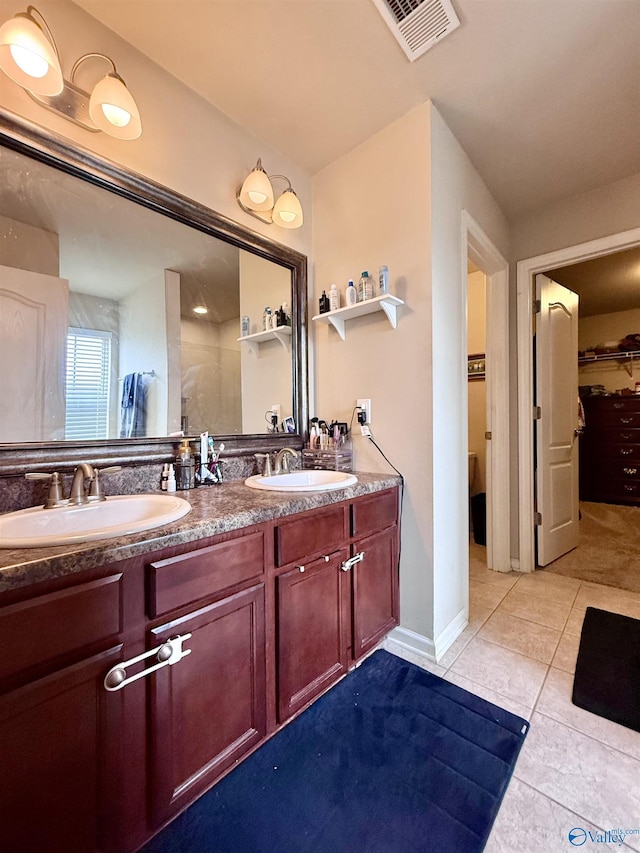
[22,5,60,59]
[70,52,119,85]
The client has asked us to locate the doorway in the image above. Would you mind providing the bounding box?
[463,211,510,573]
[516,227,640,576]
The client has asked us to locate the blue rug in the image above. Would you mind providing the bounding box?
[142,650,528,853]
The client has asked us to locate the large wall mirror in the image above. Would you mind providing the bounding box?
[0,112,308,473]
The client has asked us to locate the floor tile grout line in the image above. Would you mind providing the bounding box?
[533,708,640,762]
[507,776,624,842]
[468,628,560,667]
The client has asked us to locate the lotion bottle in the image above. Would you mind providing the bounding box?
[345,279,357,306]
[329,283,339,312]
[378,265,389,294]
[358,271,373,302]
[166,464,176,493]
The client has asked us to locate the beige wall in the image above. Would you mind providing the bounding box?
[467,271,486,495]
[0,215,59,276]
[578,308,640,392]
[313,103,433,639]
[511,173,640,262]
[313,102,510,653]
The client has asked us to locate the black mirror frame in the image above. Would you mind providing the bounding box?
[0,110,308,476]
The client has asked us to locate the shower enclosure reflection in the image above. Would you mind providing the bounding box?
[0,145,294,442]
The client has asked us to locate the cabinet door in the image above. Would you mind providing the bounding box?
[149,583,266,827]
[0,645,124,853]
[352,527,399,660]
[276,548,350,722]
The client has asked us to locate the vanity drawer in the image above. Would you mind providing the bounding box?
[149,529,266,617]
[0,573,123,686]
[351,488,398,538]
[275,505,348,567]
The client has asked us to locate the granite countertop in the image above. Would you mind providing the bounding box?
[0,472,401,593]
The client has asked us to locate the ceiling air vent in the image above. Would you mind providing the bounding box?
[370,0,460,62]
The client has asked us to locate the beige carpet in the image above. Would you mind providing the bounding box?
[543,501,640,594]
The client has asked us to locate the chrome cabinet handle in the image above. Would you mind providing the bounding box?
[623,467,638,476]
[620,448,633,456]
[620,417,633,424]
[341,551,364,572]
[104,633,192,692]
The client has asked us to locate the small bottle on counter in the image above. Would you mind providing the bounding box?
[345,279,357,306]
[161,463,169,490]
[166,464,176,493]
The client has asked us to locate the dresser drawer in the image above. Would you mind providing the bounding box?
[351,488,398,538]
[0,573,123,685]
[589,479,640,502]
[149,529,266,617]
[275,505,347,567]
[585,459,640,481]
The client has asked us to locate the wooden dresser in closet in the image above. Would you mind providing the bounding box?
[579,395,640,504]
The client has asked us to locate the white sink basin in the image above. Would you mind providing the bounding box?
[245,470,357,492]
[0,494,191,549]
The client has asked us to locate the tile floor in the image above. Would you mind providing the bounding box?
[386,543,640,852]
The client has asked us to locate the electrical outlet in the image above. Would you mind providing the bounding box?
[356,398,371,424]
[271,403,281,424]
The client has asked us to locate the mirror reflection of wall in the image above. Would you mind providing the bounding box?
[0,146,293,443]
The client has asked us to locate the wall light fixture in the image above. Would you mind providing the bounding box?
[237,158,303,229]
[0,6,142,139]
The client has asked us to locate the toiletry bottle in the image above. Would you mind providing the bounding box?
[262,307,271,330]
[345,279,357,306]
[241,315,250,336]
[378,265,389,294]
[329,283,340,312]
[176,440,195,490]
[358,271,373,302]
[161,463,169,490]
[282,302,291,326]
[166,464,176,493]
[319,290,330,314]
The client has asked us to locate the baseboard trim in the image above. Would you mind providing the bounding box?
[434,607,468,660]
[385,626,436,662]
[510,557,520,571]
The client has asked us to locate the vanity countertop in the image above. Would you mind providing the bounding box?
[0,472,401,593]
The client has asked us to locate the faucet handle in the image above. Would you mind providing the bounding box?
[89,466,122,501]
[254,453,273,477]
[25,471,66,508]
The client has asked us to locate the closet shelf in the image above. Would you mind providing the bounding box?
[237,326,291,356]
[578,349,640,377]
[312,294,404,340]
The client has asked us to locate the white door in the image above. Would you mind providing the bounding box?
[535,274,580,566]
[0,265,69,442]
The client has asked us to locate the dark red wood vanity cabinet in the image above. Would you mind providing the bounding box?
[275,489,399,723]
[0,567,140,853]
[0,486,399,853]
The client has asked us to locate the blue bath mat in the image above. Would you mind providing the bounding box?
[142,650,528,853]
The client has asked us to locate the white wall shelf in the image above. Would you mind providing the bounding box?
[578,349,640,378]
[237,325,292,356]
[312,294,404,340]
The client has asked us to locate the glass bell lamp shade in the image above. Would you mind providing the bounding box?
[0,13,63,95]
[89,73,142,140]
[239,163,274,212]
[272,189,303,229]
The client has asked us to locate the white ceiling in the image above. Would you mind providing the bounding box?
[73,0,640,221]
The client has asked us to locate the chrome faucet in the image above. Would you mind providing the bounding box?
[274,447,298,475]
[68,463,96,505]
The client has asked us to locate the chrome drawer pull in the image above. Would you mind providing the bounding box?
[620,449,633,456]
[620,417,633,424]
[623,484,636,492]
[104,633,192,692]
[623,467,638,476]
[341,551,364,572]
